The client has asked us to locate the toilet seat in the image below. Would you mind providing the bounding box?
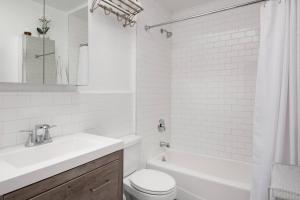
[129,169,176,195]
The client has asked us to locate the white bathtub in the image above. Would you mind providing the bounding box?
[147,150,252,200]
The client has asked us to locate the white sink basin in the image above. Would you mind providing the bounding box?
[0,133,123,196]
[2,136,104,168]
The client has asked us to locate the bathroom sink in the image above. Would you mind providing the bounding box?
[0,133,123,196]
[2,135,105,168]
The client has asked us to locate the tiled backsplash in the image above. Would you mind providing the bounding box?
[171,3,260,162]
[0,92,133,148]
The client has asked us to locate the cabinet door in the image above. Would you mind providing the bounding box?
[29,160,121,200]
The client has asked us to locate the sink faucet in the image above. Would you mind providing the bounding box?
[21,124,56,147]
[160,141,170,148]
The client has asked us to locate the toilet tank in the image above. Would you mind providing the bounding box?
[121,135,142,177]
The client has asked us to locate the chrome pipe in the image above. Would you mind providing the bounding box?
[118,0,139,13]
[35,52,55,59]
[127,0,143,11]
[102,0,131,16]
[80,43,88,47]
[145,0,268,30]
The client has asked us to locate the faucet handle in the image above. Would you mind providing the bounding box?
[42,124,56,142]
[158,119,166,132]
[42,124,56,129]
[160,141,170,148]
[20,130,35,147]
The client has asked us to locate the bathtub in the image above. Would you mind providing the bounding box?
[147,150,252,200]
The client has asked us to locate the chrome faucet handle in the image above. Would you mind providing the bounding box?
[160,141,170,148]
[42,124,56,142]
[41,124,56,128]
[21,130,35,147]
[34,124,46,144]
[158,119,166,132]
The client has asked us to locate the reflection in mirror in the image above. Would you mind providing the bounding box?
[23,36,44,84]
[0,0,88,85]
[0,0,44,84]
[43,0,88,85]
[68,7,89,86]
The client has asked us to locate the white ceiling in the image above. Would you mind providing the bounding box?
[159,0,252,13]
[33,0,87,12]
[159,0,213,12]
[71,6,88,21]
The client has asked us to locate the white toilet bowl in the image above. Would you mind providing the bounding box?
[124,169,176,200]
[121,135,176,200]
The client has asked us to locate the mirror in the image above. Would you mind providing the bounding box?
[0,0,89,85]
[0,0,44,84]
[44,0,89,85]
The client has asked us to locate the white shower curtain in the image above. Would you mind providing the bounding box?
[251,0,300,200]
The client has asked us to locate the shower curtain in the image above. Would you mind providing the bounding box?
[251,0,300,200]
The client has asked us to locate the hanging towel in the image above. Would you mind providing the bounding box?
[56,56,68,85]
[77,45,89,85]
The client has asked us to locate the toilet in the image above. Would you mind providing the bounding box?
[121,135,176,200]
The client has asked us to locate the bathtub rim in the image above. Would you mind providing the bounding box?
[147,149,252,192]
[153,149,253,166]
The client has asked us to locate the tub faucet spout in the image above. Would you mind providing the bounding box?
[160,141,170,148]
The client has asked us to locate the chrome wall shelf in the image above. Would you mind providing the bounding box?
[90,0,143,27]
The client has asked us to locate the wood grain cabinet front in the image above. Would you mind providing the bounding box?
[29,160,120,200]
[3,150,123,200]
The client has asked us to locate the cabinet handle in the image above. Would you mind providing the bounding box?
[90,180,111,193]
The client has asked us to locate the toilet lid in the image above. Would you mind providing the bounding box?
[130,169,176,195]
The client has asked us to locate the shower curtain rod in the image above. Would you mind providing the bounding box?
[145,0,267,31]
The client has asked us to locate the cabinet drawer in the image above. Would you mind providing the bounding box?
[4,151,123,200]
[29,160,121,200]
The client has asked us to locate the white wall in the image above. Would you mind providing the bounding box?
[0,0,137,148]
[136,0,172,166]
[171,1,260,162]
[82,0,136,92]
[45,4,69,73]
[68,13,88,85]
[0,0,69,83]
[0,0,42,83]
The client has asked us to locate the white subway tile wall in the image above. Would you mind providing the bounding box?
[136,0,172,166]
[171,4,260,162]
[0,92,133,148]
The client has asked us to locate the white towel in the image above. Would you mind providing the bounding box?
[77,46,89,85]
[56,56,68,85]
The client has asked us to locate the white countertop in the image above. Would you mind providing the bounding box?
[0,133,123,196]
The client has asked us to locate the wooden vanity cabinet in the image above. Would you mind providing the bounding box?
[2,150,123,200]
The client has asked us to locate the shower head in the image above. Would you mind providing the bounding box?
[160,28,172,38]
